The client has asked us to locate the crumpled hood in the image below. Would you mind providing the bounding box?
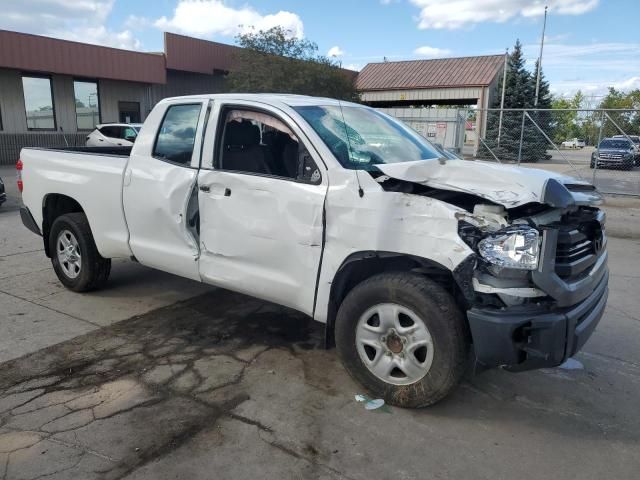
[376,159,601,208]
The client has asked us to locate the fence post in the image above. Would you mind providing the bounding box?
[517,110,526,165]
[592,110,605,185]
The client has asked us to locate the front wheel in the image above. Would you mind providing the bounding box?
[335,273,469,408]
[49,213,111,292]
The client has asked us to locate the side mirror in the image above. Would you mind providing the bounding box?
[125,136,136,142]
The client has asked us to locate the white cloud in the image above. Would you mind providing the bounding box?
[0,0,142,49]
[327,46,345,57]
[343,63,363,71]
[154,0,304,39]
[409,0,599,30]
[414,45,452,58]
[525,42,640,96]
[57,26,142,50]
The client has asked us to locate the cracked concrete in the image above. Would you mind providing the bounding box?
[1,172,640,479]
[0,275,638,479]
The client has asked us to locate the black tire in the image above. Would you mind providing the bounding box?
[335,272,469,408]
[49,213,111,292]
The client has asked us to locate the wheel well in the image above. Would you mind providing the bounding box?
[42,194,85,257]
[324,252,461,347]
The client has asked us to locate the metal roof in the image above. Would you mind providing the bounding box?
[356,55,504,91]
[0,30,166,84]
[0,30,357,85]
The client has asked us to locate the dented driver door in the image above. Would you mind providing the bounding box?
[197,101,328,316]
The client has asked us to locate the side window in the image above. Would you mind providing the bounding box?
[153,104,202,166]
[218,108,321,183]
[122,127,137,140]
[99,126,118,138]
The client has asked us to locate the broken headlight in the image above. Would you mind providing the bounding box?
[478,225,540,270]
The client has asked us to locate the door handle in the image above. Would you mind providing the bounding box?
[200,185,231,196]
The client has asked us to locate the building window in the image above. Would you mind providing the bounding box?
[153,104,202,166]
[22,76,56,130]
[74,80,100,130]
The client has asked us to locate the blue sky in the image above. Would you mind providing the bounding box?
[1,0,639,100]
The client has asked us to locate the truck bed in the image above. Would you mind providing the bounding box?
[20,147,133,259]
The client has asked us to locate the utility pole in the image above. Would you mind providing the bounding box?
[534,5,548,106]
[497,48,508,147]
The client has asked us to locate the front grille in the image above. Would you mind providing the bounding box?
[599,153,623,159]
[554,212,603,280]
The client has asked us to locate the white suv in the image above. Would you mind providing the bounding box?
[86,123,142,147]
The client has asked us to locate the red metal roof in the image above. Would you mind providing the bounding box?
[0,30,166,84]
[356,55,504,91]
[0,29,359,85]
[164,32,241,74]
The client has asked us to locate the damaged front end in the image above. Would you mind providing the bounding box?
[455,187,608,372]
[374,163,608,373]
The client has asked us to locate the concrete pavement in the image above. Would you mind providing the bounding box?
[0,235,639,479]
[0,165,214,363]
[1,164,640,479]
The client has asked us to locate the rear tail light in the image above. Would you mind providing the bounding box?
[16,159,23,193]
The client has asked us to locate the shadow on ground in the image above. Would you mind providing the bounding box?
[1,288,639,480]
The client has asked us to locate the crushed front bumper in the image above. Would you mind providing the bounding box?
[467,271,608,371]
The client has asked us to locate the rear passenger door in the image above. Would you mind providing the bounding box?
[123,101,208,280]
[197,102,327,315]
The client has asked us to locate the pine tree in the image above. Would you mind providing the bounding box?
[528,59,553,160]
[481,40,549,162]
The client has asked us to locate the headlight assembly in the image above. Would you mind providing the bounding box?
[478,225,540,270]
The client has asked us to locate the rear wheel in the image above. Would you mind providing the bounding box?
[335,272,469,408]
[49,213,111,292]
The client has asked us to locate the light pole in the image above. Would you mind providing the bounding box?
[534,5,548,107]
[497,48,508,147]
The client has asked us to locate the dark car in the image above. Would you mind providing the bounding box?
[0,176,6,206]
[591,138,636,170]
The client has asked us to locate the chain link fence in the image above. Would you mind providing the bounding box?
[470,108,640,196]
[386,108,640,197]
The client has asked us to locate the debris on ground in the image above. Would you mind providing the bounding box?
[355,394,391,412]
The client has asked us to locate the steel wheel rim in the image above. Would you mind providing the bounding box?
[56,229,82,279]
[355,303,434,386]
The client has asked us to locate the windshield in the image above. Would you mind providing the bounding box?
[294,105,442,170]
[600,139,632,149]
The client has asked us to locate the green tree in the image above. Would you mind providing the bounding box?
[482,40,546,161]
[598,87,638,137]
[529,59,553,155]
[551,90,583,142]
[226,27,358,101]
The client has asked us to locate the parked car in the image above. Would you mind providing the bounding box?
[561,138,586,149]
[591,137,636,170]
[17,94,608,407]
[86,123,142,147]
[612,134,640,164]
[0,176,6,206]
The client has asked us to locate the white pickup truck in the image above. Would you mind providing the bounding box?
[18,94,609,407]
